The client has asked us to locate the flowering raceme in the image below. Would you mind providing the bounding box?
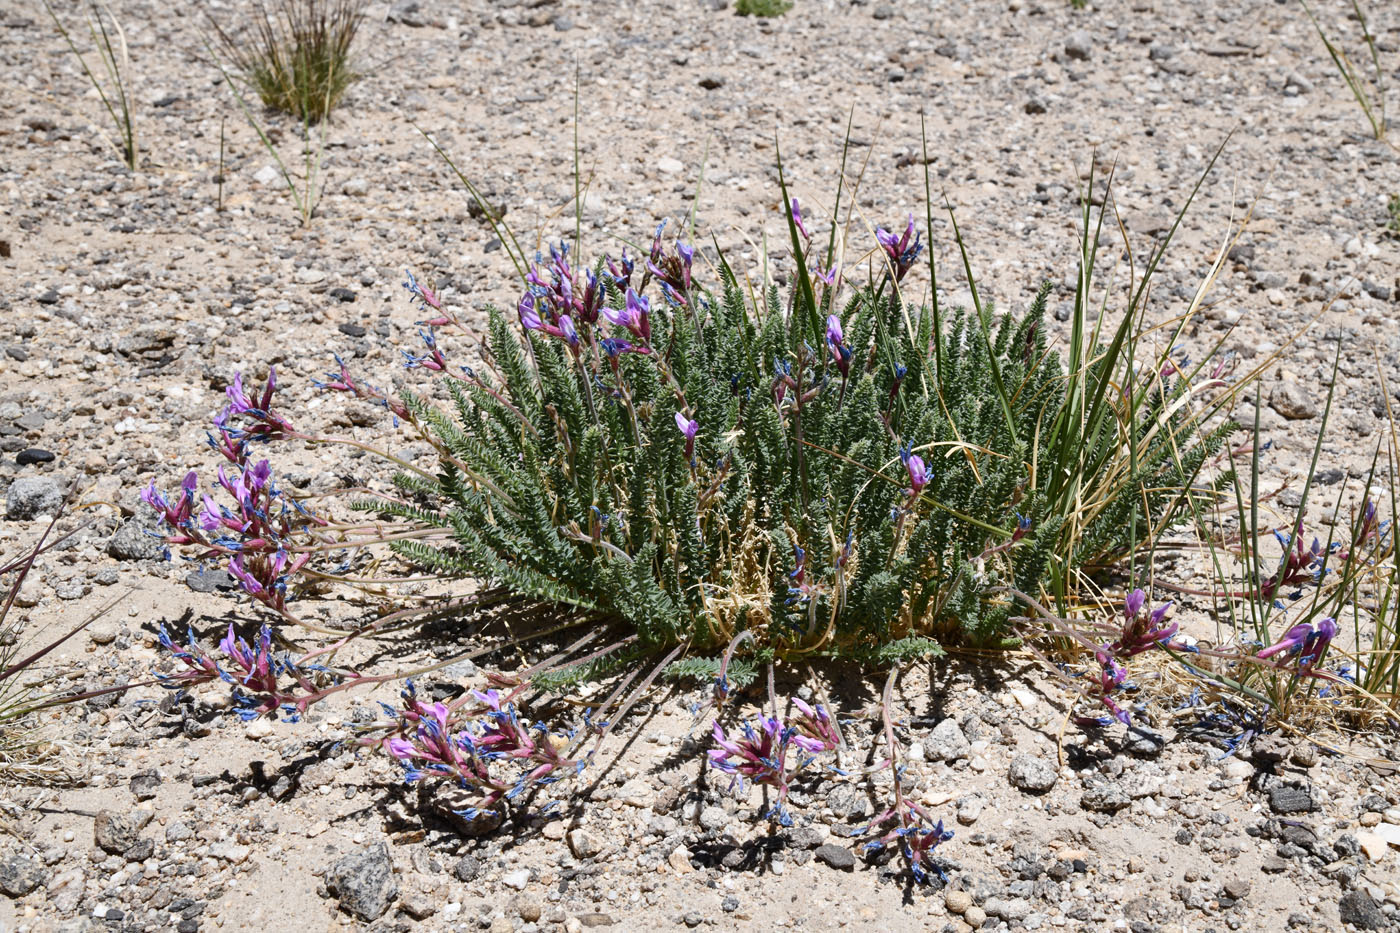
[708,699,840,824]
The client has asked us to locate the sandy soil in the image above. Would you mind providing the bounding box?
[2,0,1400,930]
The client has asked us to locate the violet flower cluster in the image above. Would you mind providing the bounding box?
[384,683,584,821]
[862,800,955,884]
[156,622,345,721]
[144,369,327,618]
[1087,588,1183,726]
[707,697,841,825]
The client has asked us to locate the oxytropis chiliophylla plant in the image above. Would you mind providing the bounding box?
[137,172,1361,882]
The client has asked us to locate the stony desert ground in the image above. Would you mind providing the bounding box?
[2,0,1400,931]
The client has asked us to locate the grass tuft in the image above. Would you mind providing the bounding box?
[207,0,365,125]
[41,0,138,170]
[735,0,793,17]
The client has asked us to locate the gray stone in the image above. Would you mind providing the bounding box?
[93,810,143,854]
[0,854,46,897]
[814,844,855,871]
[926,718,971,762]
[185,568,236,593]
[567,829,602,859]
[1268,783,1317,815]
[1008,754,1057,793]
[129,769,160,801]
[699,806,730,832]
[826,783,873,821]
[5,476,62,519]
[106,512,165,561]
[452,855,481,882]
[325,842,398,921]
[1081,782,1131,813]
[1065,30,1093,61]
[1124,727,1165,758]
[1269,382,1318,421]
[984,897,1032,921]
[1337,890,1387,930]
[387,1,426,26]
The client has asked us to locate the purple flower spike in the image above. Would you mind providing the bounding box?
[676,241,694,291]
[606,249,634,290]
[790,197,812,241]
[825,314,843,347]
[875,214,924,283]
[826,314,851,379]
[1124,588,1146,620]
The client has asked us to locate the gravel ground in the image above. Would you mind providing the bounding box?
[3,0,1400,930]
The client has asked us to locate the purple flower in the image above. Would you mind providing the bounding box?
[875,214,924,283]
[1094,648,1132,725]
[826,314,851,378]
[1261,528,1323,601]
[790,197,812,241]
[606,250,634,290]
[558,314,580,347]
[676,241,694,291]
[649,219,668,264]
[790,698,840,753]
[600,337,644,358]
[626,288,651,341]
[901,444,929,496]
[1124,588,1146,620]
[518,294,543,331]
[1258,617,1337,675]
[675,411,699,462]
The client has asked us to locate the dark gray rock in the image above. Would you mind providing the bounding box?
[5,476,62,519]
[1124,727,1165,758]
[1268,783,1317,815]
[387,1,426,26]
[786,825,823,850]
[814,844,855,871]
[1337,890,1387,930]
[325,843,398,921]
[0,854,46,897]
[826,783,873,821]
[129,769,161,801]
[1008,754,1057,793]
